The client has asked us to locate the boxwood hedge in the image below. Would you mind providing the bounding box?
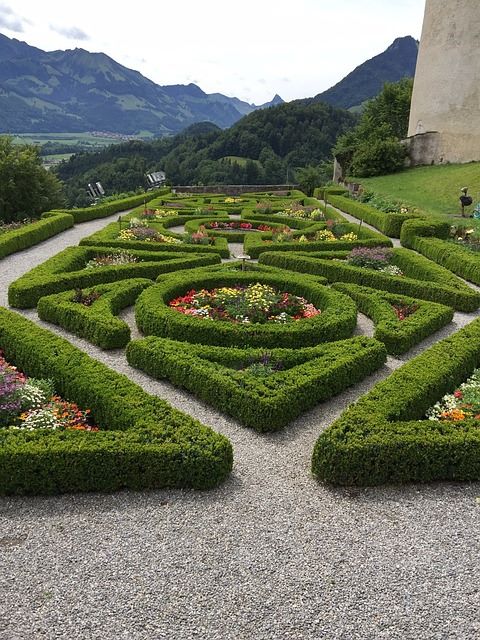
[401,218,480,286]
[0,211,74,260]
[259,249,480,312]
[332,283,454,355]
[135,268,357,348]
[312,317,480,485]
[8,246,221,308]
[244,223,392,259]
[37,278,153,349]
[0,308,233,495]
[79,221,230,258]
[328,195,420,237]
[126,336,387,431]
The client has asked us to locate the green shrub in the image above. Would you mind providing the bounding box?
[0,308,233,495]
[127,336,386,431]
[244,223,392,258]
[79,221,230,258]
[135,268,357,348]
[37,279,153,349]
[332,283,454,355]
[328,195,420,237]
[0,212,74,259]
[312,318,480,485]
[8,246,221,308]
[259,249,480,312]
[400,218,450,249]
[59,189,170,223]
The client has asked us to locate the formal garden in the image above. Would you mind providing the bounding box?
[2,187,480,495]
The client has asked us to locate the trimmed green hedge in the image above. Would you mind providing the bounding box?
[8,246,221,308]
[57,189,170,223]
[37,279,153,349]
[401,218,480,286]
[312,317,480,485]
[184,217,298,243]
[399,218,450,249]
[328,195,420,237]
[0,308,233,495]
[259,249,480,312]
[127,336,386,431]
[332,283,454,355]
[314,187,349,200]
[0,211,74,260]
[135,268,357,348]
[79,221,230,258]
[244,223,391,259]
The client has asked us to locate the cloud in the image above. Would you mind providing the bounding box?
[0,3,26,32]
[50,25,89,41]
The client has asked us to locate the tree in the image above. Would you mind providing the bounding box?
[295,165,325,196]
[0,136,65,222]
[334,79,413,177]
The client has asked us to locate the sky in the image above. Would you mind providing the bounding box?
[0,0,425,104]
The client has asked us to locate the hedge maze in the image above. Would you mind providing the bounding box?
[3,188,480,492]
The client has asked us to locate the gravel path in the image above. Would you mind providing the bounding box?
[1,209,480,640]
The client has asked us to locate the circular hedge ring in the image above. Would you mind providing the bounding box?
[184,217,291,243]
[135,269,357,348]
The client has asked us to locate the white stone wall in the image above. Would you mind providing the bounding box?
[408,0,480,164]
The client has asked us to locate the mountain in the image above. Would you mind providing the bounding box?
[313,36,418,110]
[0,33,283,135]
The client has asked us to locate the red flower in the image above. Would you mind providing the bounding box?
[454,390,463,399]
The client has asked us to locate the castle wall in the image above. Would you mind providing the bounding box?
[408,0,480,164]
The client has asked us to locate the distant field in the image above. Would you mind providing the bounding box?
[8,132,154,167]
[359,163,480,232]
[359,163,480,218]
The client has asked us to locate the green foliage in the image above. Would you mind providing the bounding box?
[126,336,387,431]
[258,248,480,312]
[243,223,392,258]
[332,283,454,355]
[0,308,233,495]
[37,279,153,349]
[0,211,74,259]
[334,79,413,177]
[56,102,356,199]
[135,268,357,348]
[349,137,407,177]
[79,221,230,258]
[295,165,327,197]
[312,318,480,485]
[0,136,66,222]
[8,246,221,308]
[62,189,169,223]
[328,194,420,237]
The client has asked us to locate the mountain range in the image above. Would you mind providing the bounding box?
[0,32,418,136]
[0,33,283,135]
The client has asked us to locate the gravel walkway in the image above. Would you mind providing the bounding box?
[1,210,480,640]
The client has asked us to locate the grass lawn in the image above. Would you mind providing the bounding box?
[358,163,480,219]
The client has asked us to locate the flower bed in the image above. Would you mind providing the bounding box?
[1,351,98,432]
[0,308,233,494]
[244,222,392,258]
[426,368,480,422]
[79,221,230,257]
[135,268,357,348]
[312,317,480,485]
[184,217,291,243]
[169,283,320,324]
[260,248,480,312]
[8,246,221,308]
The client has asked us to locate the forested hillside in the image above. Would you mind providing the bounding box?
[56,102,356,205]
